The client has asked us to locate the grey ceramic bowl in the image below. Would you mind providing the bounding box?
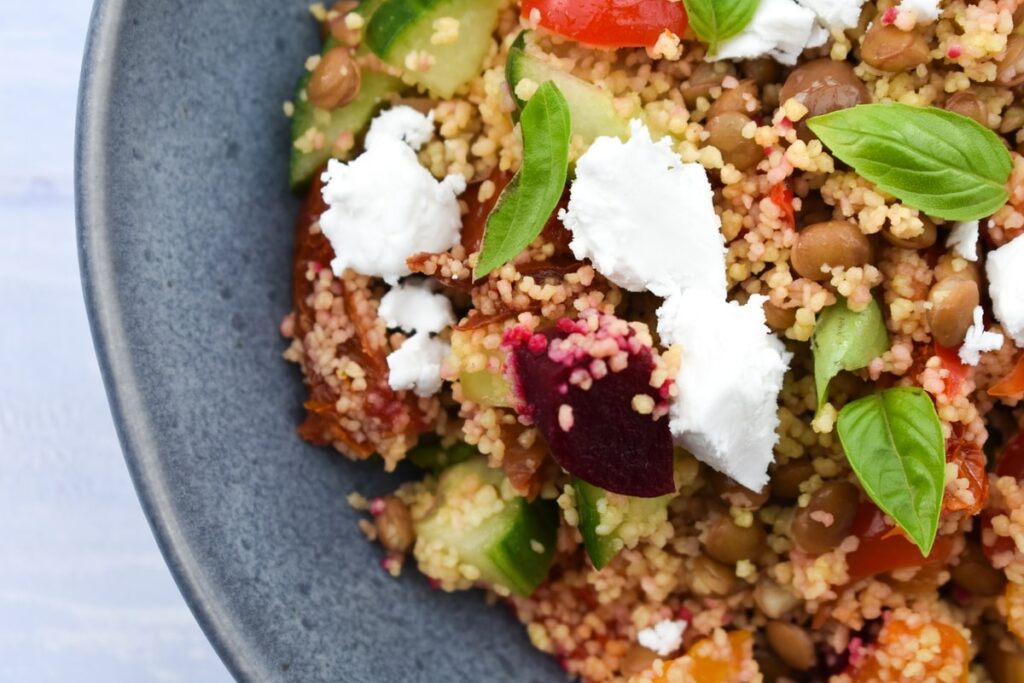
[75,1,562,680]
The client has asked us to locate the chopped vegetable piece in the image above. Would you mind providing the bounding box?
[846,611,970,682]
[366,0,503,98]
[573,478,674,569]
[290,46,403,189]
[646,630,755,682]
[505,310,675,498]
[506,32,631,143]
[520,0,689,48]
[845,502,954,582]
[990,353,1024,398]
[407,440,477,471]
[413,458,557,596]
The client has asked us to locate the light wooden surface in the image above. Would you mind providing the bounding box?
[0,4,230,681]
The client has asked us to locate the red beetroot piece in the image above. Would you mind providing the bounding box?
[504,311,675,497]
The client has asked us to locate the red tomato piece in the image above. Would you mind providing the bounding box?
[935,343,969,397]
[520,0,689,48]
[845,502,954,582]
[770,182,796,228]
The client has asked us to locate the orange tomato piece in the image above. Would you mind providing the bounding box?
[848,613,970,682]
[990,353,1024,399]
[647,631,756,683]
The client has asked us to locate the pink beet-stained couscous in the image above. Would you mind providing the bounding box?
[281,0,1024,680]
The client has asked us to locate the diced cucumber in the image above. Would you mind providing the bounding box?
[459,369,513,408]
[573,478,675,570]
[414,458,557,596]
[289,45,403,189]
[506,31,632,145]
[407,440,477,471]
[365,0,502,98]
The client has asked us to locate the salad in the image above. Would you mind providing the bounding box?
[280,0,1024,680]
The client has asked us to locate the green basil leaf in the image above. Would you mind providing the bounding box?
[836,387,945,556]
[475,81,570,278]
[683,0,760,54]
[807,103,1012,221]
[812,298,890,410]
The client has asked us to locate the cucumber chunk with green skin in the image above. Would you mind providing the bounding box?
[407,440,477,471]
[414,458,557,596]
[289,53,403,190]
[573,478,675,570]
[459,368,513,408]
[506,31,632,145]
[366,0,502,98]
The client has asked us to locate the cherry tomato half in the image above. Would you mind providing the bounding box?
[520,0,689,49]
[845,502,954,582]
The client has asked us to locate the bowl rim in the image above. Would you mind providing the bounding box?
[75,1,251,679]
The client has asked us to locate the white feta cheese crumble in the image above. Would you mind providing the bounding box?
[657,289,792,492]
[379,280,455,335]
[387,333,450,398]
[559,120,726,298]
[319,106,466,284]
[796,0,868,31]
[899,0,943,22]
[715,0,827,66]
[988,237,1024,346]
[946,220,980,262]
[959,306,1004,366]
[637,619,687,657]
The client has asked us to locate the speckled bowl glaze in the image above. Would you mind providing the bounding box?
[75,2,561,680]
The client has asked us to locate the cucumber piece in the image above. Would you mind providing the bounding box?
[407,440,477,471]
[414,458,557,596]
[573,478,674,570]
[506,31,632,145]
[459,368,513,408]
[289,51,403,189]
[366,0,502,98]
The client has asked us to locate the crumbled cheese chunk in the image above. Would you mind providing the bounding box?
[796,0,868,30]
[946,220,980,262]
[959,306,1004,366]
[387,333,450,397]
[987,237,1024,346]
[899,0,943,22]
[559,120,726,298]
[364,105,436,150]
[638,619,687,657]
[657,289,791,492]
[379,280,455,335]
[320,106,466,283]
[715,0,827,66]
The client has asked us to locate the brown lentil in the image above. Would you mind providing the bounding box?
[860,24,931,72]
[765,621,817,671]
[707,79,761,119]
[997,34,1024,87]
[946,91,990,127]
[882,217,937,250]
[703,515,767,564]
[926,277,980,348]
[779,59,871,140]
[791,220,873,281]
[308,45,362,110]
[791,482,860,556]
[950,542,1006,597]
[705,112,764,171]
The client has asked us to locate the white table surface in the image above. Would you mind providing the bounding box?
[0,4,230,681]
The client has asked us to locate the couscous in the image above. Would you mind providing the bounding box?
[281,0,1024,680]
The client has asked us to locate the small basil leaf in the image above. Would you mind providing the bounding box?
[836,387,945,556]
[683,0,760,54]
[807,103,1012,221]
[475,81,571,278]
[812,298,890,410]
